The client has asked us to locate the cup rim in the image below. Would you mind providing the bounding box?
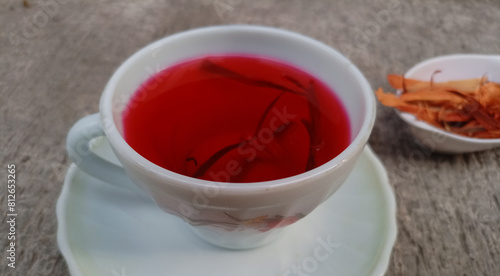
[100,25,376,192]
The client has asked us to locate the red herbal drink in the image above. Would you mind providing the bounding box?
[123,55,350,183]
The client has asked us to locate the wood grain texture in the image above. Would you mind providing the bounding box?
[0,0,499,275]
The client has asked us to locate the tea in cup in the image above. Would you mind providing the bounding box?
[67,25,376,249]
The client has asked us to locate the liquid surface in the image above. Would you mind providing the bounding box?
[123,55,350,182]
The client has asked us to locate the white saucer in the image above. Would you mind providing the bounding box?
[57,141,397,276]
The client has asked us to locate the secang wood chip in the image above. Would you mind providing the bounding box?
[376,73,500,138]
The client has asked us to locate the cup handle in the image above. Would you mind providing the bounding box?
[66,113,130,187]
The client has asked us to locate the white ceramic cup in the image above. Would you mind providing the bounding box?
[66,25,376,249]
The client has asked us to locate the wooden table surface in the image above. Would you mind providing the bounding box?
[1,0,499,275]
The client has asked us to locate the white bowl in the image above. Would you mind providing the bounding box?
[396,54,500,153]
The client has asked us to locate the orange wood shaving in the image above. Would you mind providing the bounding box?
[376,74,500,139]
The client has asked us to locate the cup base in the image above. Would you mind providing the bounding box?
[188,224,288,250]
